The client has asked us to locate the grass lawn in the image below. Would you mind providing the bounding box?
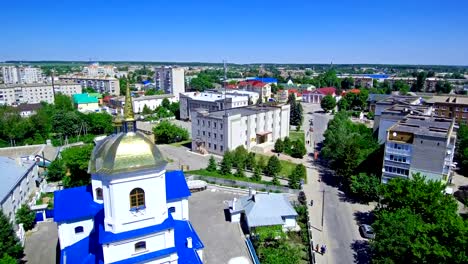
[187,169,273,185]
[169,139,192,147]
[254,153,300,179]
[36,192,54,209]
[289,131,305,142]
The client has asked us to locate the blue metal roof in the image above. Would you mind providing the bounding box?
[166,170,192,201]
[365,74,389,79]
[249,77,278,83]
[112,247,177,264]
[54,185,103,223]
[174,220,204,263]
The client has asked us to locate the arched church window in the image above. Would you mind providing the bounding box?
[75,226,84,234]
[96,188,103,200]
[135,241,146,252]
[130,188,145,210]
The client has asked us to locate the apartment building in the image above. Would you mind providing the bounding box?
[82,63,117,77]
[382,115,456,184]
[0,83,82,105]
[191,104,290,155]
[372,95,422,132]
[154,66,185,99]
[426,95,468,124]
[58,76,120,95]
[0,157,39,225]
[1,66,44,84]
[179,91,249,120]
[238,80,272,100]
[377,104,432,143]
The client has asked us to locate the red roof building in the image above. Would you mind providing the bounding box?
[302,87,336,104]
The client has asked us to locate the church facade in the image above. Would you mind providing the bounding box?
[53,85,204,264]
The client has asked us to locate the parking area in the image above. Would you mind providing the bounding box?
[24,221,58,264]
[189,189,252,264]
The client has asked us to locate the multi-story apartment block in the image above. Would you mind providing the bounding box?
[0,83,82,105]
[179,91,249,120]
[382,115,456,184]
[426,95,468,124]
[1,66,44,84]
[191,104,290,155]
[58,76,120,95]
[154,66,185,99]
[82,63,117,77]
[372,95,422,133]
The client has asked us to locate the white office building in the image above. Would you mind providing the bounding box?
[83,63,117,77]
[154,67,185,100]
[110,94,176,114]
[1,66,44,84]
[191,104,290,155]
[179,91,249,120]
[0,83,82,105]
[59,76,120,95]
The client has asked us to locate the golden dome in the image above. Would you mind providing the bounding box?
[89,131,167,175]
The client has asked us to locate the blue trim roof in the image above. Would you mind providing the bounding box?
[110,247,177,264]
[249,77,278,83]
[174,220,204,264]
[99,214,175,244]
[54,185,103,223]
[166,171,191,201]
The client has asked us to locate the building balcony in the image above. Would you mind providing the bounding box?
[385,147,412,156]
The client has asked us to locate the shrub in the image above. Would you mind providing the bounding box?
[153,121,189,144]
[16,205,36,231]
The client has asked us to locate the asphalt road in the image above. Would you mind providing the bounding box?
[301,103,372,264]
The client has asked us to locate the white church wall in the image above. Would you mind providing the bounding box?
[102,229,175,263]
[104,170,168,233]
[197,249,203,262]
[58,218,94,249]
[91,179,103,204]
[166,198,189,221]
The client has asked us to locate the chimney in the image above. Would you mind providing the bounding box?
[186,237,193,248]
[248,187,252,196]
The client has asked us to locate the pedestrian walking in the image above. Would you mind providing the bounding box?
[315,244,320,253]
[310,200,314,206]
[320,245,326,255]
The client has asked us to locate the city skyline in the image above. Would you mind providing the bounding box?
[1,0,468,65]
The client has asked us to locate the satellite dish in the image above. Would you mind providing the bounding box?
[392,132,397,137]
[382,168,385,172]
[447,150,452,155]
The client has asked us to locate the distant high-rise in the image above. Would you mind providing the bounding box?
[154,66,185,100]
[1,66,43,84]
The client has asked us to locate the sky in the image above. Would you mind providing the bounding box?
[1,0,468,65]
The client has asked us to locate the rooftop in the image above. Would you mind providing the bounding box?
[0,83,80,89]
[382,104,431,116]
[426,95,468,105]
[113,94,174,102]
[59,75,118,81]
[389,115,454,138]
[73,93,99,104]
[0,157,36,203]
[200,104,285,119]
[376,95,421,105]
[181,91,247,102]
[15,103,42,112]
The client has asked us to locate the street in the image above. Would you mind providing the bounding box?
[301,103,373,264]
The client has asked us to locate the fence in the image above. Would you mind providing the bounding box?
[186,174,300,195]
[245,237,261,264]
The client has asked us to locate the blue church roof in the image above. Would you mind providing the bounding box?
[54,185,103,223]
[166,170,192,201]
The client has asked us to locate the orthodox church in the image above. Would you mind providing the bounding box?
[53,86,204,264]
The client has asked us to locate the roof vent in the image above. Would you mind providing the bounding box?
[186,237,193,248]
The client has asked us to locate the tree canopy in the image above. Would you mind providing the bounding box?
[0,211,23,260]
[153,121,189,144]
[320,95,336,112]
[16,204,36,231]
[61,144,94,188]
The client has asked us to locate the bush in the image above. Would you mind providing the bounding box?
[16,204,36,231]
[349,173,380,202]
[274,138,284,153]
[290,140,306,159]
[0,212,23,259]
[206,156,217,172]
[153,121,189,144]
[265,156,282,177]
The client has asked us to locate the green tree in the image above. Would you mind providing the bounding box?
[341,77,355,90]
[337,95,351,111]
[320,95,336,112]
[265,155,282,177]
[252,165,262,181]
[291,103,304,127]
[435,81,452,94]
[162,98,171,109]
[283,137,292,154]
[61,144,94,188]
[456,124,468,175]
[206,156,217,172]
[256,156,266,171]
[411,71,427,92]
[235,166,245,178]
[190,76,214,91]
[168,102,180,119]
[46,158,66,182]
[84,112,113,135]
[289,164,305,189]
[54,94,74,112]
[83,87,97,93]
[290,140,307,159]
[153,121,189,144]
[142,104,153,115]
[15,204,35,231]
[0,254,17,264]
[274,138,284,153]
[349,173,380,202]
[270,84,279,94]
[220,150,233,175]
[232,146,248,169]
[245,152,256,171]
[52,110,81,137]
[372,174,468,264]
[0,212,23,260]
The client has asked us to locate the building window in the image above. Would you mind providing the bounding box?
[464,108,468,112]
[130,188,145,210]
[209,143,211,148]
[169,207,176,213]
[203,131,205,136]
[208,121,211,127]
[220,124,223,129]
[197,120,200,125]
[220,145,224,151]
[214,122,217,128]
[197,130,200,136]
[214,144,217,150]
[202,120,205,126]
[96,188,103,200]
[221,135,223,140]
[214,133,217,139]
[135,241,146,252]
[74,226,84,234]
[208,132,211,138]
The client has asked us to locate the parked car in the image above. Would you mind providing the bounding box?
[359,224,375,239]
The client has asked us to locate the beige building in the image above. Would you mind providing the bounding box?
[59,76,120,95]
[0,83,82,105]
[154,66,185,99]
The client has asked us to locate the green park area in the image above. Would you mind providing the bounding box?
[289,131,305,143]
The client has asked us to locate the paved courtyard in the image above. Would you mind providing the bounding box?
[24,221,58,264]
[189,189,252,264]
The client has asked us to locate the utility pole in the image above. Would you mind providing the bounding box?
[223,60,227,117]
[321,189,325,228]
